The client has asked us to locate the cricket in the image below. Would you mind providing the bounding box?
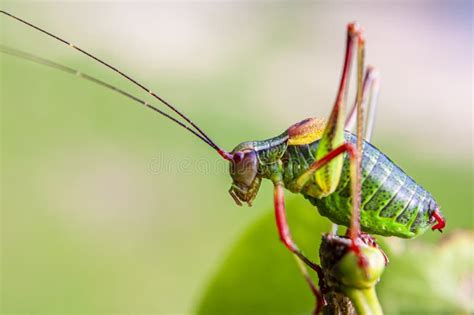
[1,10,446,312]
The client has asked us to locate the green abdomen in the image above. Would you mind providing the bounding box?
[282,132,437,238]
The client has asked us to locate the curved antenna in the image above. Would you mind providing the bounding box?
[0,44,217,148]
[1,10,232,160]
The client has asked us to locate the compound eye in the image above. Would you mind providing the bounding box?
[233,151,245,163]
[230,150,258,186]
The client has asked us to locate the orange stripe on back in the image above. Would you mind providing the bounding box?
[287,118,327,145]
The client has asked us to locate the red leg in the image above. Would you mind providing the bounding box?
[274,183,325,312]
[296,142,367,267]
[431,208,446,232]
[314,22,360,196]
[350,29,367,267]
[274,183,321,271]
[345,66,381,142]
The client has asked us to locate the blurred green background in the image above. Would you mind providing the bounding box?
[1,1,472,314]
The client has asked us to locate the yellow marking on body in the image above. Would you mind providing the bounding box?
[287,117,327,146]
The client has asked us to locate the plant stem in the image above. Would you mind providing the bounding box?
[344,287,383,315]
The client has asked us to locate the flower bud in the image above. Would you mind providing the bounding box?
[332,243,386,289]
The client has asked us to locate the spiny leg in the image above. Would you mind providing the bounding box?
[273,182,325,312]
[344,44,445,235]
[310,23,361,216]
[361,67,380,141]
[273,182,320,271]
[311,22,367,265]
[342,37,382,264]
[333,34,381,237]
[327,27,369,265]
[348,28,366,260]
[283,23,367,312]
[314,22,360,196]
[316,25,366,260]
[345,66,381,141]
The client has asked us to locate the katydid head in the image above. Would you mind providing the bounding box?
[227,145,262,207]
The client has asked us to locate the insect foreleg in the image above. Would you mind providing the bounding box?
[273,183,320,271]
[345,66,381,141]
[273,182,326,312]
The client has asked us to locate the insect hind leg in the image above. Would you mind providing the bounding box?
[345,66,381,142]
[295,141,367,267]
[313,23,361,196]
[346,25,369,268]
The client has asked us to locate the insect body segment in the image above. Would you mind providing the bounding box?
[301,132,438,238]
[230,126,440,238]
[287,117,326,146]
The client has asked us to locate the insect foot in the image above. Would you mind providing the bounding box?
[431,208,446,232]
[319,234,385,315]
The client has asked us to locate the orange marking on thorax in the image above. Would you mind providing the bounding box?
[287,117,327,145]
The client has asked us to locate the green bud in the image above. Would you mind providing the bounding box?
[319,235,386,315]
[332,244,386,289]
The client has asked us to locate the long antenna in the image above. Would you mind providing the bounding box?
[0,10,232,160]
[0,44,215,147]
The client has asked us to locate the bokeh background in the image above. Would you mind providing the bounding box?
[1,1,472,314]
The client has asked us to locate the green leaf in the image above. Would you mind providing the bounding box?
[195,196,473,314]
[377,230,474,313]
[196,196,330,315]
